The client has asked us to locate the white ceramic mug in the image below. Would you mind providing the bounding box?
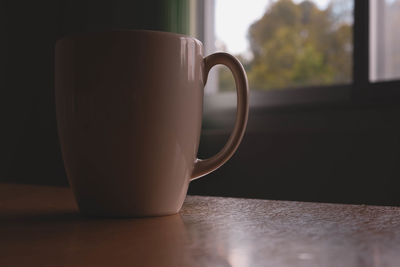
[55,30,249,217]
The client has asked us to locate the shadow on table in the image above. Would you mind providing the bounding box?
[0,208,198,266]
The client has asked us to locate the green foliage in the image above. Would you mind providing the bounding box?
[219,0,352,91]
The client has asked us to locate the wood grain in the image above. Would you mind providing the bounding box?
[1,183,400,266]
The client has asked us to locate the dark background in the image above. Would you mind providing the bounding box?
[2,0,400,206]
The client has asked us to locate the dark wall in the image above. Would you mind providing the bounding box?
[189,103,400,206]
[2,0,400,205]
[2,0,64,185]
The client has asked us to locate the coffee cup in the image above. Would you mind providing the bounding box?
[55,30,249,217]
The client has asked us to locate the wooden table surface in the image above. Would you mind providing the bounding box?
[1,184,400,267]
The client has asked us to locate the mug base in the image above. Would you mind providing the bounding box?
[77,206,181,218]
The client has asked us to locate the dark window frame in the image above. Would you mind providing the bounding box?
[354,0,400,102]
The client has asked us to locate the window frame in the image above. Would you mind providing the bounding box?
[355,0,400,102]
[199,0,400,110]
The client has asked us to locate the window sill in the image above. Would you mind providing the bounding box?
[202,84,400,133]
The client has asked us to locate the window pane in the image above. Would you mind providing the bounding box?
[214,0,353,92]
[370,0,400,82]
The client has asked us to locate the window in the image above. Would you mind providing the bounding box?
[215,0,353,92]
[195,0,400,105]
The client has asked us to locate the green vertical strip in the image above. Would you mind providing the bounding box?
[180,0,189,34]
[164,0,189,35]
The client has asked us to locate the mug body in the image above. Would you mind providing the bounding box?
[55,30,204,217]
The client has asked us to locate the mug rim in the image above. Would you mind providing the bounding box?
[56,29,203,47]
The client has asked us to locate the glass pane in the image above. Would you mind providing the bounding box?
[213,0,353,92]
[370,0,400,82]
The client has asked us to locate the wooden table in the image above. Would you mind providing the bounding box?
[1,184,400,267]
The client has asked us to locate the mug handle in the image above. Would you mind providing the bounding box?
[191,52,249,181]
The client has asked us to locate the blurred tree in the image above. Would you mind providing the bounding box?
[219,0,352,91]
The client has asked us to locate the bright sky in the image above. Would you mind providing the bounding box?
[215,0,331,55]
